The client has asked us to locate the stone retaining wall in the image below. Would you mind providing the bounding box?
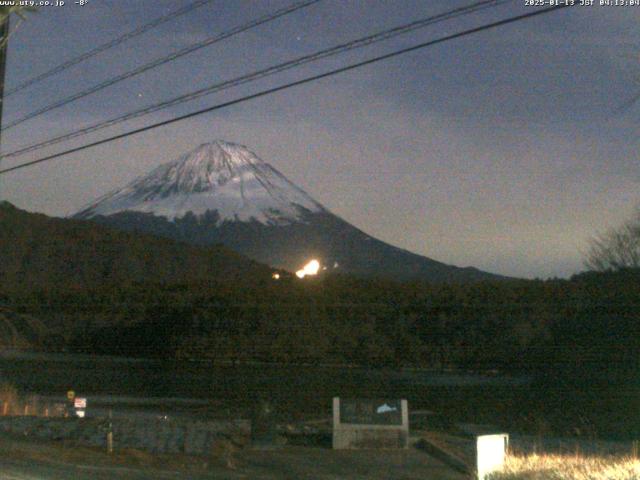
[0,416,250,455]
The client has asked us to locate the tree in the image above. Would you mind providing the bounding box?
[585,206,640,271]
[0,6,36,48]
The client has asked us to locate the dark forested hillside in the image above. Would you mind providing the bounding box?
[3,201,639,381]
[0,307,49,350]
[0,201,275,291]
[2,202,639,438]
[87,209,505,283]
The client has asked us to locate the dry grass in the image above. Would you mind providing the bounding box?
[0,433,212,474]
[0,382,58,416]
[0,382,20,415]
[489,453,640,480]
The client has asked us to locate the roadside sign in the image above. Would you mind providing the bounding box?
[74,397,87,409]
[333,397,409,449]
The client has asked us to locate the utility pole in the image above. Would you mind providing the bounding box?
[0,12,9,154]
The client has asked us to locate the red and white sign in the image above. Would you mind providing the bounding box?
[74,398,87,409]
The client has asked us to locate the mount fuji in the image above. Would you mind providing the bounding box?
[75,140,503,283]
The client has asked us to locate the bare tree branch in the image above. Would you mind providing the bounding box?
[585,206,640,271]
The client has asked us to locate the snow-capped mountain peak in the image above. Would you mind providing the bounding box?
[75,140,325,225]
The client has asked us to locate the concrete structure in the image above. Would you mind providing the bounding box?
[332,397,409,449]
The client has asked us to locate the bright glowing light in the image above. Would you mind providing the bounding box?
[272,273,280,280]
[296,259,320,278]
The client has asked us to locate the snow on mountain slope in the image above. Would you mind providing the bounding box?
[75,141,325,225]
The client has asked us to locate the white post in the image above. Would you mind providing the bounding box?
[332,397,341,449]
[476,433,509,480]
[107,409,114,454]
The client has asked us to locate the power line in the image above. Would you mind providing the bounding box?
[0,0,511,161]
[3,0,214,98]
[0,4,573,177]
[2,0,322,130]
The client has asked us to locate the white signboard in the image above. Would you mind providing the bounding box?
[74,397,87,409]
[477,434,509,480]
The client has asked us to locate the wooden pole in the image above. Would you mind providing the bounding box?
[106,408,113,454]
[0,13,9,152]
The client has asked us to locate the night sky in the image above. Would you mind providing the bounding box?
[0,0,637,279]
